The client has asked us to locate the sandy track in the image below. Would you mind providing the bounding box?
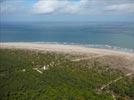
[100,73,132,91]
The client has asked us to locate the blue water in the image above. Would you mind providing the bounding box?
[0,21,134,51]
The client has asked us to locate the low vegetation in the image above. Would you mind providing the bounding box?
[0,49,133,100]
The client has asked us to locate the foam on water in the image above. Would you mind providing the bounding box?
[33,42,134,53]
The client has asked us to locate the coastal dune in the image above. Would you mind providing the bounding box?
[0,42,134,73]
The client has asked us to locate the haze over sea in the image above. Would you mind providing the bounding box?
[1,21,134,52]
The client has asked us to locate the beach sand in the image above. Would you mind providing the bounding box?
[1,42,134,73]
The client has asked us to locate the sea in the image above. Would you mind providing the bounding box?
[0,21,134,53]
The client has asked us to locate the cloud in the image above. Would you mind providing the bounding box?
[32,0,134,15]
[0,0,134,15]
[105,3,134,13]
[33,0,60,14]
[32,0,76,14]
[32,0,91,14]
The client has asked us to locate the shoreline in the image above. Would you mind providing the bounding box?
[0,42,134,56]
[1,42,134,53]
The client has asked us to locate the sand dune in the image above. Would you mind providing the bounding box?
[1,42,134,73]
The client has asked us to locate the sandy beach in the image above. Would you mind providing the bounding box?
[1,42,134,73]
[1,42,134,56]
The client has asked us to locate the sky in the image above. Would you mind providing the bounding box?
[0,0,134,22]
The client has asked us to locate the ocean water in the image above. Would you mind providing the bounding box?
[0,22,134,52]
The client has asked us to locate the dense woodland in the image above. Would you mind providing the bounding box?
[0,49,133,100]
